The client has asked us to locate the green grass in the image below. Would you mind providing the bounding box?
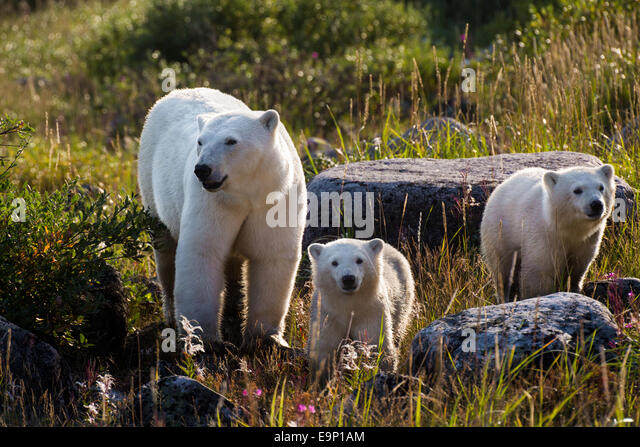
[0,0,639,427]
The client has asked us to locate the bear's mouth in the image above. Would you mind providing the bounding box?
[586,209,604,220]
[202,175,228,191]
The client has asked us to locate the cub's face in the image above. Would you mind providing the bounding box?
[193,110,280,192]
[308,239,383,295]
[543,164,615,222]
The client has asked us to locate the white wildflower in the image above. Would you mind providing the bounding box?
[179,315,206,356]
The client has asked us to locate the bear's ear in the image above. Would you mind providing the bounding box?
[308,243,323,260]
[543,171,559,190]
[259,109,280,133]
[197,114,209,132]
[366,238,384,256]
[600,164,614,179]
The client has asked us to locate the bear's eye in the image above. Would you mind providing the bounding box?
[356,258,363,264]
[331,260,338,267]
[225,138,237,146]
[573,188,583,195]
[599,184,604,192]
[197,140,202,146]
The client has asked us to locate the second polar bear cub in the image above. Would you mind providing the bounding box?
[307,238,415,381]
[481,164,615,301]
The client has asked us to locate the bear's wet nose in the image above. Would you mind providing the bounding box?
[341,275,356,290]
[194,164,212,181]
[590,200,604,214]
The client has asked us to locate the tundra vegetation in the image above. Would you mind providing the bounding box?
[0,0,639,426]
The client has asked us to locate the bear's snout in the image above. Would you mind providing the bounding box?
[195,164,228,191]
[588,199,604,218]
[194,164,212,181]
[341,274,357,291]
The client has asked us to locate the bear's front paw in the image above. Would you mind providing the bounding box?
[377,353,398,373]
[241,333,295,356]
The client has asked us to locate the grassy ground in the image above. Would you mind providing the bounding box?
[1,0,639,427]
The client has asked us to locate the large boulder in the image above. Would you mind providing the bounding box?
[135,375,242,427]
[303,151,635,250]
[410,293,621,376]
[0,315,72,397]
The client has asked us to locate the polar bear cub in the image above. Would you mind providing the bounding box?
[480,164,615,301]
[138,88,307,349]
[307,238,415,381]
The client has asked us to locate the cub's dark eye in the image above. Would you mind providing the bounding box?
[197,140,202,146]
[356,258,363,264]
[599,184,604,192]
[573,188,583,195]
[225,138,237,146]
[331,260,338,267]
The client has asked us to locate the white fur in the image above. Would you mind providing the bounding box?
[138,88,307,347]
[480,164,615,300]
[307,238,415,381]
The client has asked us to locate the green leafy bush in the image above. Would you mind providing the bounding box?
[409,0,559,47]
[86,0,429,74]
[83,0,453,133]
[0,117,160,351]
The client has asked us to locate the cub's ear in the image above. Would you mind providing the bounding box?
[197,114,209,132]
[600,164,614,179]
[308,243,323,260]
[260,109,280,133]
[543,171,559,191]
[367,238,384,256]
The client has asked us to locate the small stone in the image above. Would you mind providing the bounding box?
[135,375,242,427]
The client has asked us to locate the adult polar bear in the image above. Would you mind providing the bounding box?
[138,88,306,350]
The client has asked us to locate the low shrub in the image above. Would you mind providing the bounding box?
[0,116,161,352]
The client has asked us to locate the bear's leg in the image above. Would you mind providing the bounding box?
[519,264,556,299]
[566,230,602,293]
[221,256,246,347]
[497,250,520,301]
[353,310,397,372]
[173,210,244,346]
[244,256,299,349]
[153,232,178,327]
[381,312,399,372]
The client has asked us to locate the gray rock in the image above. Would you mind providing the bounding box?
[583,277,640,311]
[83,265,129,357]
[386,117,477,154]
[302,137,344,162]
[123,322,176,369]
[609,119,640,150]
[410,293,621,376]
[0,315,72,396]
[135,375,242,426]
[303,151,635,251]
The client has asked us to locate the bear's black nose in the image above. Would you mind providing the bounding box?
[342,275,356,290]
[590,200,604,215]
[194,164,212,181]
